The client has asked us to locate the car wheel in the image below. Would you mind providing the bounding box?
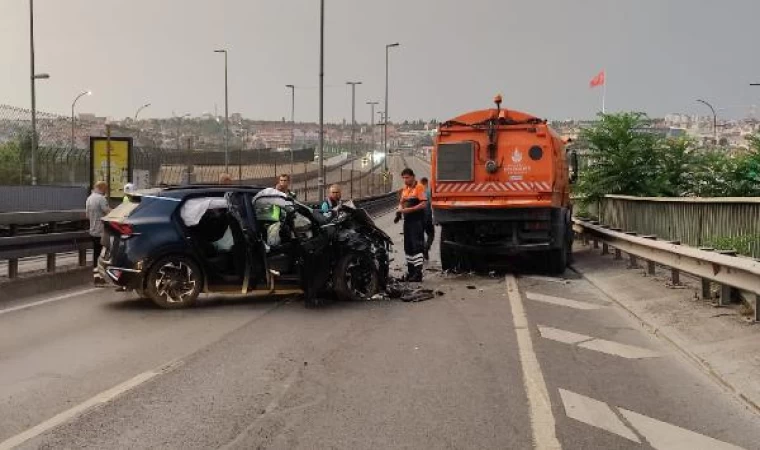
[146,256,202,309]
[333,252,380,302]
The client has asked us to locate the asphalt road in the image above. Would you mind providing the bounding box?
[1,156,759,449]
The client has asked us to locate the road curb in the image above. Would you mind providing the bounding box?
[572,265,760,416]
[0,268,92,305]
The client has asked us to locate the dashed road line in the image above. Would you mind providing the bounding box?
[560,389,746,450]
[0,359,181,450]
[0,288,99,316]
[538,326,661,359]
[506,275,562,449]
[526,292,606,310]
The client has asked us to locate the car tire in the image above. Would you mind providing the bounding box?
[333,252,380,302]
[146,256,202,309]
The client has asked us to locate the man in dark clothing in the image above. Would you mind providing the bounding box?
[419,177,435,260]
[398,168,428,282]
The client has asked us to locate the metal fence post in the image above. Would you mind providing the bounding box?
[8,224,18,278]
[46,221,57,273]
[701,279,712,300]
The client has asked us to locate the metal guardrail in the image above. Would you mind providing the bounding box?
[0,209,91,278]
[588,195,760,258]
[573,218,760,322]
[354,191,399,217]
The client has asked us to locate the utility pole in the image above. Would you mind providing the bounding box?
[318,0,325,200]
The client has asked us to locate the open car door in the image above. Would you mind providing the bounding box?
[225,192,267,294]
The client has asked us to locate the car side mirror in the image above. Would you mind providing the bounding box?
[568,149,579,184]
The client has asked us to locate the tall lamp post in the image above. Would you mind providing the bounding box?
[134,103,151,121]
[367,101,379,193]
[347,81,362,197]
[318,0,325,200]
[214,49,229,172]
[286,84,295,175]
[70,91,91,153]
[29,0,50,185]
[697,99,718,144]
[384,42,400,174]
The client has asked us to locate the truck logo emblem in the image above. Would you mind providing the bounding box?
[512,148,522,163]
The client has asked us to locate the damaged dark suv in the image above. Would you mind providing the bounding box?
[97,185,392,308]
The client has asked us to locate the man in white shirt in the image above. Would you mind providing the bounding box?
[86,181,111,273]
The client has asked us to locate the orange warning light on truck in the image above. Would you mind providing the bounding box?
[431,96,579,273]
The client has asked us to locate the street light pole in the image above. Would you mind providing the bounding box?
[134,103,151,121]
[286,84,295,175]
[347,82,362,198]
[29,0,50,185]
[346,82,362,158]
[384,42,400,174]
[697,99,718,144]
[367,101,379,193]
[214,49,229,172]
[318,0,325,200]
[70,90,91,153]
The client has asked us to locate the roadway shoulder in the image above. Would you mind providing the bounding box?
[572,246,760,415]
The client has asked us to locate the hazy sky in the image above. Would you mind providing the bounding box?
[2,0,759,122]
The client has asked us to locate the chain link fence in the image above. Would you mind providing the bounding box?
[0,104,390,204]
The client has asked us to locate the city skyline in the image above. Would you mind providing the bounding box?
[1,0,759,122]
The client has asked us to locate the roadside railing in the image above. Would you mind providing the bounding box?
[587,195,760,259]
[0,210,91,278]
[573,218,760,322]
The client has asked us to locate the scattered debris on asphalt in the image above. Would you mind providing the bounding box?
[466,285,476,290]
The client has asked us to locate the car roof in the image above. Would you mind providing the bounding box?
[156,184,267,199]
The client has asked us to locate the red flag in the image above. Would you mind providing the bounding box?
[589,70,605,88]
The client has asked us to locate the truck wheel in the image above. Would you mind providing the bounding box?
[440,226,470,273]
[333,252,380,302]
[146,256,202,309]
[548,237,568,275]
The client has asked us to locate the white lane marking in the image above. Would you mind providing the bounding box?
[506,275,562,449]
[526,292,606,310]
[0,288,99,316]
[538,325,661,359]
[0,360,178,450]
[558,389,640,443]
[538,326,593,345]
[619,408,745,450]
[579,339,661,359]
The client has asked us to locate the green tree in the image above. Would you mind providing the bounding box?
[576,112,665,202]
[0,141,23,184]
[658,136,698,196]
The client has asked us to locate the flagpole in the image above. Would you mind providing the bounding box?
[601,70,607,114]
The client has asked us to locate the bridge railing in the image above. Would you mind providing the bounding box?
[586,195,760,259]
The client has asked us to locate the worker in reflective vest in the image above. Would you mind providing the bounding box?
[398,168,427,282]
